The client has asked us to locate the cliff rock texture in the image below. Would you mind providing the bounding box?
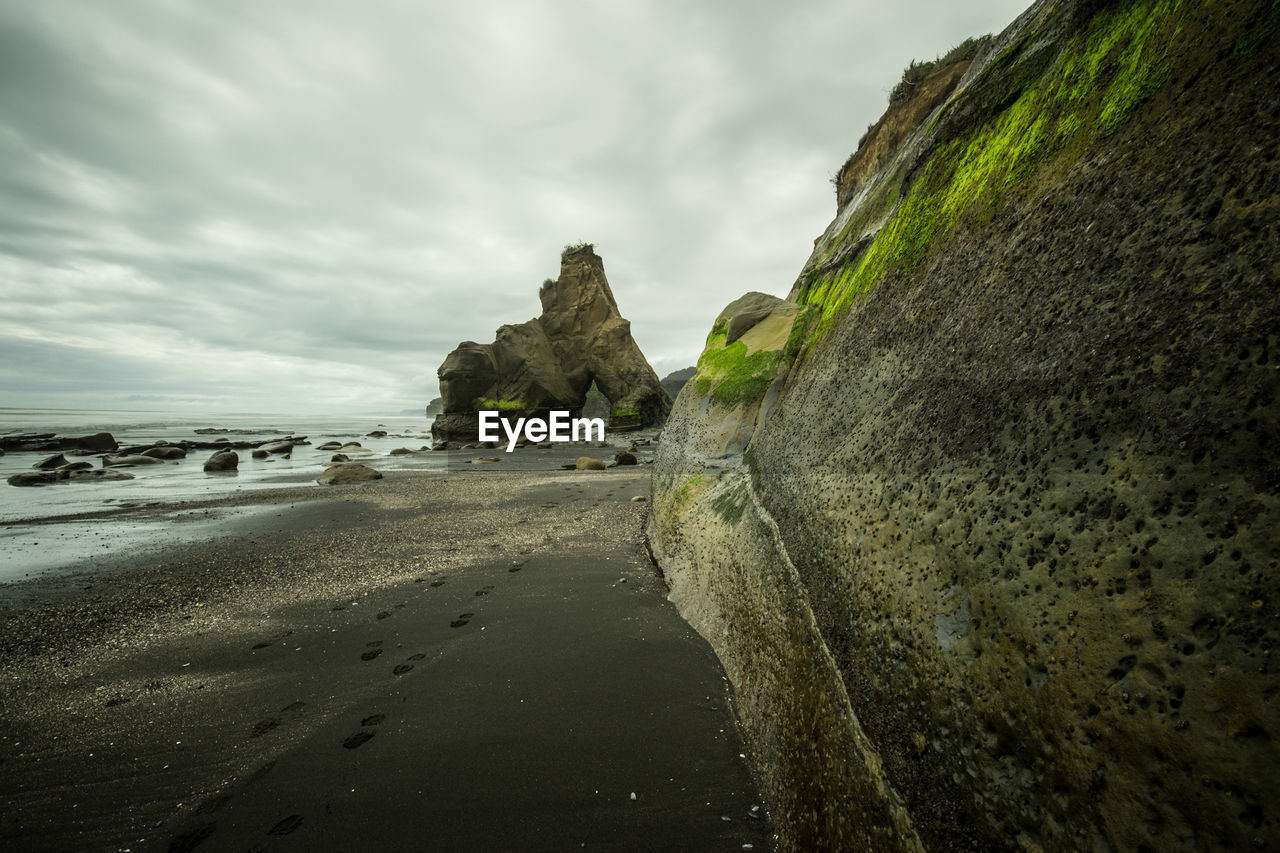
[648,0,1280,850]
[431,246,670,441]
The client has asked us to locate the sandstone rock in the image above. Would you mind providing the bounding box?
[316,463,382,485]
[317,441,343,450]
[630,495,646,502]
[366,430,388,438]
[251,449,269,459]
[471,457,500,464]
[331,453,350,462]
[431,247,671,442]
[337,443,368,454]
[575,457,605,470]
[648,5,1280,850]
[141,446,186,460]
[203,450,239,472]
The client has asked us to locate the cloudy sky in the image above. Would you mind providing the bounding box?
[1,0,1030,415]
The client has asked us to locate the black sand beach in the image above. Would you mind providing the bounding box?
[0,463,773,852]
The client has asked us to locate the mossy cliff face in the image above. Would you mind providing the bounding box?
[649,0,1280,849]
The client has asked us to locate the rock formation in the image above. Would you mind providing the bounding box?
[431,246,670,442]
[648,1,1280,850]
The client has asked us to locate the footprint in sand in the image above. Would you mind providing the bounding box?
[361,713,386,726]
[343,731,374,749]
[430,580,447,588]
[268,814,304,835]
[251,718,279,737]
[509,561,524,572]
[407,653,426,661]
[475,585,494,597]
[360,648,383,661]
[167,821,216,852]
[392,664,414,676]
[450,612,475,628]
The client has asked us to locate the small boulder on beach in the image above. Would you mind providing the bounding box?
[66,468,134,482]
[389,447,413,455]
[317,463,383,485]
[614,452,637,466]
[104,454,167,467]
[331,453,350,462]
[576,457,606,470]
[7,472,60,487]
[204,450,239,472]
[34,453,69,470]
[141,446,187,460]
[257,440,295,454]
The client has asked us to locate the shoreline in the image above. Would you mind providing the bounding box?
[0,466,773,852]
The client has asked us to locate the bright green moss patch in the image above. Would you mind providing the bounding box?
[610,405,641,420]
[796,0,1191,349]
[677,473,705,504]
[694,329,781,407]
[711,481,748,526]
[472,398,524,411]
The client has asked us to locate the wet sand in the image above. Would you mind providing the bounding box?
[0,464,773,852]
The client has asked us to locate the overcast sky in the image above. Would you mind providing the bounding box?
[1,0,1030,415]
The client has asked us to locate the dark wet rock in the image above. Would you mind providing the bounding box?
[65,468,134,482]
[366,430,388,438]
[614,452,637,466]
[141,446,186,460]
[317,441,343,450]
[34,453,69,470]
[104,454,166,467]
[15,432,118,453]
[203,450,239,472]
[389,448,413,455]
[331,453,350,462]
[7,472,59,487]
[317,463,383,485]
[257,440,295,454]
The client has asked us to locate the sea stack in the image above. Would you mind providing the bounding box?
[430,245,670,443]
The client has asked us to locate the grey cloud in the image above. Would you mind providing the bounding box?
[0,0,1032,413]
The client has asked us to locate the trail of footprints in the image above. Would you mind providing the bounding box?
[206,567,522,850]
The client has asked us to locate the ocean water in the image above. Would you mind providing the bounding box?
[0,409,442,583]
